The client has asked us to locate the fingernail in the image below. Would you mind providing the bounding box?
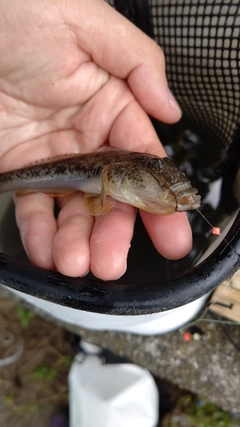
[168,89,182,115]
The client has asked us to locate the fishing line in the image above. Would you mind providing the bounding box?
[196,207,240,258]
[187,273,235,323]
[179,207,240,351]
[184,316,240,328]
[191,208,240,316]
[196,209,220,234]
[181,303,240,353]
[180,264,240,350]
[207,276,233,312]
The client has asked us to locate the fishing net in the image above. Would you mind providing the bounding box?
[151,0,240,167]
[106,0,240,280]
[110,0,240,169]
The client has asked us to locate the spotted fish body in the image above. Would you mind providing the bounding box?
[0,149,201,215]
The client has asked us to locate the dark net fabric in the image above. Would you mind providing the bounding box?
[149,0,240,162]
[108,0,240,165]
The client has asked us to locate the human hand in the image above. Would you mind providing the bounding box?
[0,0,191,280]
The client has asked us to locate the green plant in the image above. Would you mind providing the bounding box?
[3,394,38,414]
[16,305,35,329]
[58,354,73,368]
[21,402,38,413]
[188,397,240,427]
[29,364,57,381]
[3,394,14,405]
[163,394,240,427]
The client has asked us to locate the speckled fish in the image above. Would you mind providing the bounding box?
[0,149,201,215]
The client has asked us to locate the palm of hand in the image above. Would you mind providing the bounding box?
[0,0,191,280]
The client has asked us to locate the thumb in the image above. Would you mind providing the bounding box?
[69,0,181,124]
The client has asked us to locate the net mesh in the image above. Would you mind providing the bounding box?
[108,0,240,163]
[149,0,240,160]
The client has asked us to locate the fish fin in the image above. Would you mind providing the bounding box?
[96,146,129,155]
[15,189,75,197]
[84,193,115,215]
[23,153,81,167]
[100,184,108,207]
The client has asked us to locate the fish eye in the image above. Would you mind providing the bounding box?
[148,158,163,170]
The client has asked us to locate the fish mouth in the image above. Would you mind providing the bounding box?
[176,193,201,211]
[170,183,201,212]
[140,199,178,215]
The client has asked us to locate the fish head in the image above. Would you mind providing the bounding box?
[153,157,201,212]
[102,155,201,214]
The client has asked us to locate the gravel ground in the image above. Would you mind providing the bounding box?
[77,311,240,413]
[0,289,70,427]
[1,286,240,427]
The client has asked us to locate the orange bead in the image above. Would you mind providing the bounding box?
[183,332,192,341]
[212,227,221,235]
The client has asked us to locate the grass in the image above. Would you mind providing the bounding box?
[16,305,35,329]
[163,394,240,427]
[28,365,58,382]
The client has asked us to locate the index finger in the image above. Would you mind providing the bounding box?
[108,99,193,260]
[69,0,182,124]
